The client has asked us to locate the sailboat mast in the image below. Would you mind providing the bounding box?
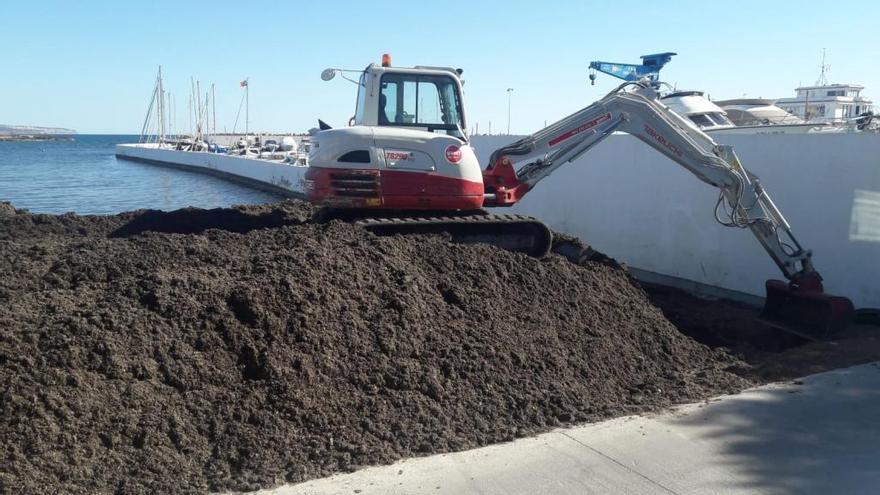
[203,90,209,143]
[171,94,175,138]
[189,79,193,137]
[212,84,216,137]
[139,82,158,143]
[245,77,249,138]
[196,80,203,140]
[190,77,198,138]
[167,92,172,139]
[157,66,165,144]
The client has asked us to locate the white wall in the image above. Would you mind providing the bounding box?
[470,132,880,308]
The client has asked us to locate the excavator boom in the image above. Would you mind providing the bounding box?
[483,80,854,338]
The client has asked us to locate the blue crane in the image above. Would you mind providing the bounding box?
[588,52,676,86]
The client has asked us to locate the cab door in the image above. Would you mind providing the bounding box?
[373,76,438,172]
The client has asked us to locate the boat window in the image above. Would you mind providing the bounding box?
[354,73,368,125]
[379,73,464,137]
[707,113,733,126]
[688,114,715,128]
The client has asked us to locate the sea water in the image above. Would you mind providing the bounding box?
[0,135,283,214]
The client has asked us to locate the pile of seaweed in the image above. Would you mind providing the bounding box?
[0,201,748,493]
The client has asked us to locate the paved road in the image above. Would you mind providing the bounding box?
[252,362,880,495]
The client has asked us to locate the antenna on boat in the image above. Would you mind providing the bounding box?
[816,48,830,86]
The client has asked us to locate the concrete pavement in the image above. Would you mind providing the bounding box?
[249,362,880,495]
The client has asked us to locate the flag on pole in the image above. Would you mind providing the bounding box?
[240,80,248,87]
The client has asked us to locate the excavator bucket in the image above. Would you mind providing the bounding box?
[761,279,855,340]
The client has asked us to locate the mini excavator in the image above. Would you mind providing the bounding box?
[305,54,854,339]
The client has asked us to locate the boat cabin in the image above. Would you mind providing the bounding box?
[776,84,873,123]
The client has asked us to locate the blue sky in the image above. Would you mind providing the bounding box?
[3,0,879,134]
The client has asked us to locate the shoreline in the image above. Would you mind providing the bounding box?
[0,134,75,142]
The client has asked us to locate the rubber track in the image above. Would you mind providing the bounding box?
[354,214,554,258]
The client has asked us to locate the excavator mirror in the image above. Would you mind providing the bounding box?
[321,68,337,81]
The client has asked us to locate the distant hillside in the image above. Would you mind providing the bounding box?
[0,124,77,135]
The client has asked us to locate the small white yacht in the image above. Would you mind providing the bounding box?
[713,98,842,135]
[714,98,803,126]
[657,91,817,134]
[659,90,735,131]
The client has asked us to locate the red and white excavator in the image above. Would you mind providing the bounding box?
[305,55,854,339]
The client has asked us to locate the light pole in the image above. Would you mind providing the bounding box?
[506,88,514,135]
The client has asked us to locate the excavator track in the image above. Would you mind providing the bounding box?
[316,210,553,258]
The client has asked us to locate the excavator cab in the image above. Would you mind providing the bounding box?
[342,54,467,137]
[373,72,466,138]
[307,56,484,211]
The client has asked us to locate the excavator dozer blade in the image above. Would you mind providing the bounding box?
[760,279,855,340]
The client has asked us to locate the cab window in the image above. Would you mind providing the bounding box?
[379,73,464,137]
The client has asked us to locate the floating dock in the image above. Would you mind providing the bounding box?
[115,143,308,198]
